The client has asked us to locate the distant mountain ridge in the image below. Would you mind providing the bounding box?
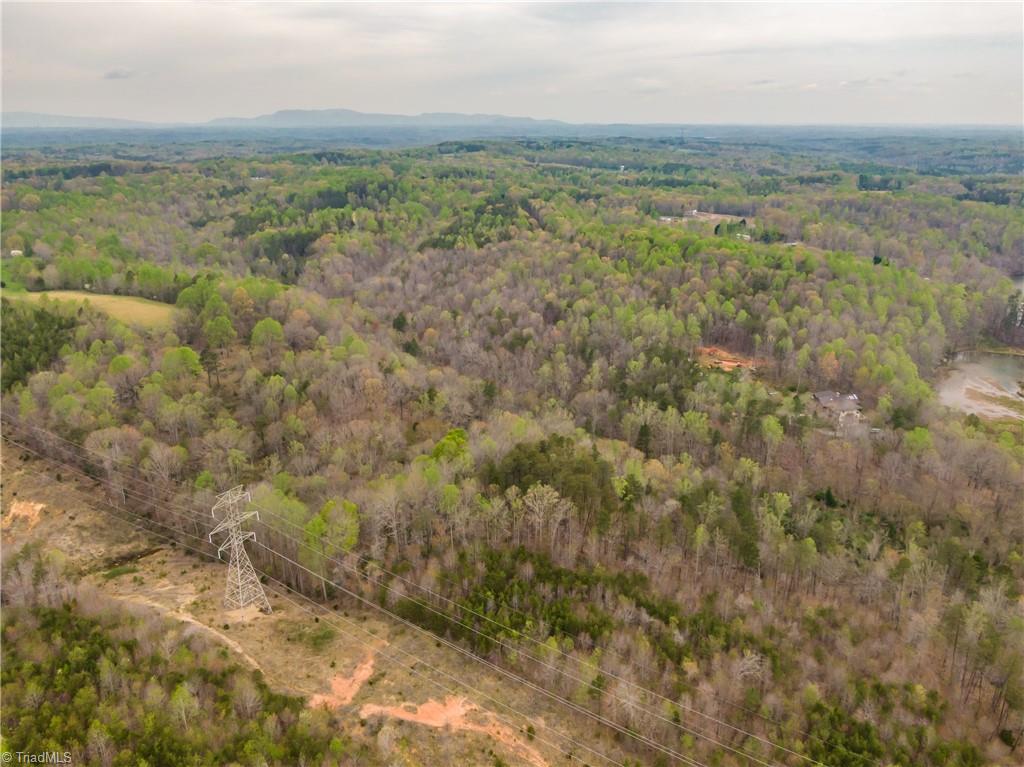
[4,108,570,130]
[206,108,568,128]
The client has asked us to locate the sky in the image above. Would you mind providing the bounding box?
[2,1,1021,125]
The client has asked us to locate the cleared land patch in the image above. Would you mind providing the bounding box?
[7,290,175,329]
[698,345,760,372]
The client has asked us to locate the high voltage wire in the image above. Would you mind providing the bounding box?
[244,511,793,767]
[4,424,795,765]
[6,441,712,767]
[36,419,817,763]
[246,501,817,765]
[3,424,848,767]
[4,423,790,736]
[2,424,825,767]
[261,577,632,767]
[248,537,738,767]
[7,439,710,767]
[7,460,630,767]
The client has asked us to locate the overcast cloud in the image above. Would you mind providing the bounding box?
[2,1,1021,125]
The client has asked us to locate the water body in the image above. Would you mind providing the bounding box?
[936,276,1024,420]
[937,351,1024,421]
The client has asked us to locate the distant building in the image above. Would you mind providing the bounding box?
[812,391,863,433]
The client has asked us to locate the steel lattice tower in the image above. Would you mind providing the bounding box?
[209,486,272,613]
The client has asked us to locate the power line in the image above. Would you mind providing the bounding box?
[4,425,844,766]
[7,460,630,767]
[5,438,712,767]
[248,499,812,766]
[3,423,819,766]
[247,512,791,767]
[250,537,716,767]
[5,421,786,757]
[8,425,781,765]
[262,578,630,767]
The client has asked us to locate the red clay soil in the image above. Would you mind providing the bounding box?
[698,345,760,372]
[360,695,549,767]
[309,651,377,709]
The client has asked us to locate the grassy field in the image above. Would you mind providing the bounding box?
[5,290,176,329]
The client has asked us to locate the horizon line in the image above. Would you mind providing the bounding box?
[2,109,1020,131]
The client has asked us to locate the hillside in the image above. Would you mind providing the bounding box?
[2,450,617,766]
[1,135,1022,766]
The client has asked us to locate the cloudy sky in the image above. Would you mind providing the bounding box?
[2,1,1021,125]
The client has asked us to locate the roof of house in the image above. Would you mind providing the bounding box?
[813,391,861,411]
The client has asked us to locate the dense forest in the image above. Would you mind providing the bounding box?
[1,134,1022,766]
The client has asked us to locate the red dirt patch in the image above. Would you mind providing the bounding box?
[310,651,377,709]
[698,346,760,372]
[360,695,548,767]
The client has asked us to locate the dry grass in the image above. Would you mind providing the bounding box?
[8,290,175,329]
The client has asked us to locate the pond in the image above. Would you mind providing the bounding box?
[937,350,1024,421]
[935,276,1024,421]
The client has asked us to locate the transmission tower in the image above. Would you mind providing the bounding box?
[209,485,272,613]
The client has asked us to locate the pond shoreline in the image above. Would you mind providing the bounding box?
[936,349,1024,422]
